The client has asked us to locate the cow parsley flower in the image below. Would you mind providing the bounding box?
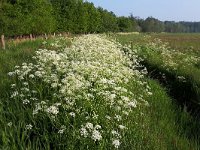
[119,125,127,130]
[85,122,94,130]
[25,124,33,130]
[112,139,120,148]
[69,112,75,117]
[80,127,88,138]
[46,106,59,115]
[92,130,102,141]
[7,122,12,127]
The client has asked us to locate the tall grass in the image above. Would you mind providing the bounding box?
[0,40,46,111]
[116,33,200,147]
[116,33,200,106]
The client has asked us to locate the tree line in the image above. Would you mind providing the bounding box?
[1,0,200,37]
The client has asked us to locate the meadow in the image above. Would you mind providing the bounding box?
[0,34,200,149]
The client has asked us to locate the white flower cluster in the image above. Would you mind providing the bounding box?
[144,39,200,71]
[9,34,152,148]
[80,123,102,141]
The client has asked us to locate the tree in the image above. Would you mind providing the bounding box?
[84,2,100,33]
[129,14,140,32]
[117,17,133,32]
[142,17,164,32]
[98,8,118,32]
[0,0,56,36]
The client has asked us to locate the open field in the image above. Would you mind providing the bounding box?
[0,34,200,149]
[116,33,200,54]
[151,33,200,53]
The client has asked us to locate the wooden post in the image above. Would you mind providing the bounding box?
[44,33,48,40]
[1,34,5,50]
[30,34,33,41]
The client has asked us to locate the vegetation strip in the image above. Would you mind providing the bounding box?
[137,40,200,114]
[0,35,199,149]
[1,35,152,149]
[117,34,200,114]
[1,0,200,39]
[117,33,200,146]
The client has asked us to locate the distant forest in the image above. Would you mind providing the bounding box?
[1,0,200,36]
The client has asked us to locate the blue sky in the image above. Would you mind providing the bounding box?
[87,0,200,21]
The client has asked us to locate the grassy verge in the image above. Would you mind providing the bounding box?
[116,33,200,147]
[0,35,199,149]
[0,39,44,96]
[116,33,200,111]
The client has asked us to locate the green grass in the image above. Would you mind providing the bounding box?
[116,33,200,105]
[141,80,200,150]
[0,36,200,149]
[0,40,44,98]
[115,32,200,149]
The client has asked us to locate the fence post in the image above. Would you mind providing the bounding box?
[44,33,48,40]
[30,34,33,41]
[1,34,5,50]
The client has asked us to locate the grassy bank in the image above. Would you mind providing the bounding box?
[116,32,200,147]
[116,33,200,110]
[0,35,199,149]
[0,39,44,98]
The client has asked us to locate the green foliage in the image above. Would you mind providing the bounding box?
[117,17,133,32]
[98,8,118,32]
[0,0,56,36]
[1,0,200,37]
[141,17,165,32]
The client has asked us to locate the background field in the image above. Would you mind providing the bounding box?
[117,33,200,52]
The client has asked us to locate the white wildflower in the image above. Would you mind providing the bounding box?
[46,106,59,115]
[11,84,16,88]
[7,122,12,127]
[23,99,30,104]
[58,129,64,134]
[69,112,76,117]
[112,139,120,149]
[109,94,116,100]
[51,83,58,88]
[128,101,137,108]
[58,125,66,134]
[85,122,93,130]
[25,124,33,130]
[8,72,14,76]
[114,115,122,121]
[23,82,29,86]
[11,91,19,98]
[94,125,101,130]
[119,125,126,130]
[92,130,102,141]
[29,74,35,78]
[147,91,153,95]
[111,130,120,137]
[105,115,111,120]
[80,127,88,138]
